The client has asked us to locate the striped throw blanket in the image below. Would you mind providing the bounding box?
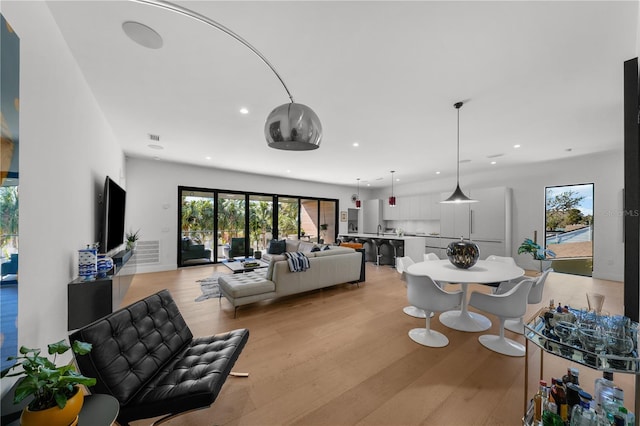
[285,252,310,272]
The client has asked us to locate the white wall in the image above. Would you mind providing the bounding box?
[124,157,372,272]
[1,1,124,393]
[371,150,624,281]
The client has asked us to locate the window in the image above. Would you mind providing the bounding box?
[178,187,338,266]
[545,183,594,275]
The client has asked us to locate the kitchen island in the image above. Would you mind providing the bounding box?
[338,233,426,265]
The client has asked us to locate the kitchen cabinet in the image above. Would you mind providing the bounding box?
[439,186,512,257]
[362,199,383,233]
[382,198,398,220]
[470,187,509,241]
[439,192,470,238]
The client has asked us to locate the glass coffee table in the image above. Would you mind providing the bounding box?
[222,258,269,274]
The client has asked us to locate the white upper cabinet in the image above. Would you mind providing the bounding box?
[439,192,470,238]
[469,187,509,241]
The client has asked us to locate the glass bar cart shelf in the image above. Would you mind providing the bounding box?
[523,308,640,425]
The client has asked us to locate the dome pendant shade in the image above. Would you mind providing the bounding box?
[265,102,322,150]
[442,184,477,203]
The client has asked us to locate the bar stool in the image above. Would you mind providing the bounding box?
[389,239,403,267]
[372,238,389,266]
[355,237,372,262]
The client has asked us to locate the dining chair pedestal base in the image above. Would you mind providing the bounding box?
[478,334,525,357]
[409,328,449,348]
[439,310,491,332]
[403,306,432,319]
[504,318,525,335]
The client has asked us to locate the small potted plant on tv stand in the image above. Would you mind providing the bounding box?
[126,229,140,251]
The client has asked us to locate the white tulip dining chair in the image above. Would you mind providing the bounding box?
[468,278,534,356]
[406,271,463,347]
[496,268,553,334]
[397,256,428,319]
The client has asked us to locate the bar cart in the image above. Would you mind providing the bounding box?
[523,307,640,425]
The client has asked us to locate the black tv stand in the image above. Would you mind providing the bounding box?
[67,249,135,330]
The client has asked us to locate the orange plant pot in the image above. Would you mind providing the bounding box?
[20,387,84,426]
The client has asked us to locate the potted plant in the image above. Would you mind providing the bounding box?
[518,237,556,271]
[126,229,140,251]
[1,339,96,426]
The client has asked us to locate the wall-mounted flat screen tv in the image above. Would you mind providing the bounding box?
[100,176,126,253]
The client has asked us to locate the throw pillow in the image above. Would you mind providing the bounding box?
[298,241,316,253]
[311,246,321,252]
[268,239,286,255]
[323,245,331,251]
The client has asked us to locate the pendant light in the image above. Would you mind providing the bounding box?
[129,0,322,151]
[355,178,362,209]
[441,102,478,204]
[389,171,397,207]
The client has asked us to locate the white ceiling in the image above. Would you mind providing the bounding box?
[46,0,639,188]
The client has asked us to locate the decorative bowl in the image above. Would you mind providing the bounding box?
[446,237,479,269]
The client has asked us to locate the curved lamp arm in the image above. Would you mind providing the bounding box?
[131,0,294,103]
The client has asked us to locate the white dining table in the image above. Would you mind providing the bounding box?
[406,259,525,332]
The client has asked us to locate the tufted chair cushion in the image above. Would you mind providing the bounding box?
[70,289,249,425]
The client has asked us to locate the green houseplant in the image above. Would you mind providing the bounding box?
[518,238,556,271]
[1,339,96,424]
[126,229,140,250]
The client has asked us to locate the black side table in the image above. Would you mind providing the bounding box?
[3,394,119,426]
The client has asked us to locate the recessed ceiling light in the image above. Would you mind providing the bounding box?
[367,183,371,186]
[352,142,359,147]
[239,107,249,114]
[122,21,163,49]
[205,156,211,160]
[490,161,497,165]
[148,144,163,150]
[513,144,521,149]
[436,171,441,175]
[286,169,291,173]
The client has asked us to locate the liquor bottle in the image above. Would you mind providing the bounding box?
[570,390,596,426]
[594,371,615,409]
[556,378,569,423]
[534,380,548,423]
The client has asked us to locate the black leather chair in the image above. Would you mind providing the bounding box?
[69,289,249,425]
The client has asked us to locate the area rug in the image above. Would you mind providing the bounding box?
[195,272,226,302]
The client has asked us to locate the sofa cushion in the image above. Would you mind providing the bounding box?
[218,273,275,298]
[268,239,286,255]
[285,239,300,253]
[298,241,316,253]
[313,246,355,257]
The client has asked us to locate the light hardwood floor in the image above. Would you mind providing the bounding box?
[121,262,633,426]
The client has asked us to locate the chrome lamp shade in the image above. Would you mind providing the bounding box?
[265,102,322,150]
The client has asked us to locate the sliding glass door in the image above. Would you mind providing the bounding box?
[180,190,214,265]
[249,194,273,253]
[278,197,299,240]
[178,187,338,266]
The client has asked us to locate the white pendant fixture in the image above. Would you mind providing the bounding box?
[441,102,478,204]
[128,0,322,151]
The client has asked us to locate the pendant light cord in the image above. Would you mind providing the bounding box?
[455,102,463,184]
[131,0,295,103]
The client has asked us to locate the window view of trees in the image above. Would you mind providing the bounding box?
[0,186,18,261]
[179,188,337,266]
[278,198,299,238]
[545,183,593,260]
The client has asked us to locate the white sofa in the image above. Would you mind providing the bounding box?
[218,241,363,316]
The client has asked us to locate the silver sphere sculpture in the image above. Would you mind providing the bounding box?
[265,102,322,150]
